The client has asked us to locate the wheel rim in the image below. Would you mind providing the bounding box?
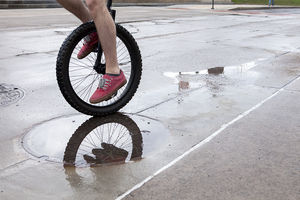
[67,29,133,108]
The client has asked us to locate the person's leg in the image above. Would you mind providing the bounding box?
[56,0,92,23]
[85,0,119,74]
[86,0,126,104]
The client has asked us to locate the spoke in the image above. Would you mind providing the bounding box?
[81,135,97,148]
[69,60,93,70]
[70,70,97,90]
[69,64,93,72]
[76,74,99,101]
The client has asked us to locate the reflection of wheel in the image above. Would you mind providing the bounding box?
[63,113,143,167]
[56,22,142,116]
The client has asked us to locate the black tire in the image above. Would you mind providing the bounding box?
[56,22,142,116]
[63,113,143,167]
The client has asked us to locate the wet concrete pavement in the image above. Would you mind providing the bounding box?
[1,4,300,200]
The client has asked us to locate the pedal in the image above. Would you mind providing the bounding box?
[93,47,98,53]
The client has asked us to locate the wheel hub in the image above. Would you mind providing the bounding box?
[94,63,106,74]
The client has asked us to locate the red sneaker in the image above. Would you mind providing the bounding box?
[92,143,129,164]
[83,143,128,165]
[77,32,98,59]
[89,70,127,104]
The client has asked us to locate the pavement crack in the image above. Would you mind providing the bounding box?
[143,51,161,60]
[136,85,205,114]
[138,29,201,40]
[275,50,292,58]
[0,158,33,174]
[16,50,57,57]
[16,52,39,57]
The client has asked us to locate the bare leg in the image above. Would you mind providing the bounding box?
[86,0,119,74]
[56,0,92,23]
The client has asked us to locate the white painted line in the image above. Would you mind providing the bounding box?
[116,76,300,200]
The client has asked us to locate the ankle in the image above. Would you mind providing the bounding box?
[105,67,120,75]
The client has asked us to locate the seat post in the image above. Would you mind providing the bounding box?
[107,0,116,21]
[107,0,112,11]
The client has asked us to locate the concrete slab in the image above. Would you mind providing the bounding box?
[124,90,300,200]
[0,5,300,200]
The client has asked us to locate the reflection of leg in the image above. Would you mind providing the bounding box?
[64,165,83,188]
[56,0,92,23]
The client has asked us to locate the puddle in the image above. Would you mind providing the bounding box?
[164,59,264,92]
[22,113,170,167]
[0,84,25,107]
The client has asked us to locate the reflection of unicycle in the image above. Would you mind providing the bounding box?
[56,0,142,116]
[63,113,143,167]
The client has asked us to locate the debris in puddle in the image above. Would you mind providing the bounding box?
[0,84,25,107]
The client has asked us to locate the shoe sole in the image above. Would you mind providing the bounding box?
[89,79,127,104]
[77,43,98,59]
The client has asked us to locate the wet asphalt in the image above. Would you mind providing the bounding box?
[1,4,300,200]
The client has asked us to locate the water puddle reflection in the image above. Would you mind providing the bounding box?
[164,59,264,93]
[22,113,170,167]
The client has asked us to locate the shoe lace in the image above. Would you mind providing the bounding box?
[98,78,111,90]
[83,34,93,45]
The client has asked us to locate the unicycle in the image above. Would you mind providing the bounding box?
[56,1,142,116]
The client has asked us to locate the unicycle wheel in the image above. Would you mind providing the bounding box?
[56,22,142,116]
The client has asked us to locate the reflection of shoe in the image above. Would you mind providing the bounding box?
[92,143,128,164]
[89,70,127,104]
[77,32,98,59]
[83,154,98,163]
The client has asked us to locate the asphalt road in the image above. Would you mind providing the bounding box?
[0,4,300,200]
